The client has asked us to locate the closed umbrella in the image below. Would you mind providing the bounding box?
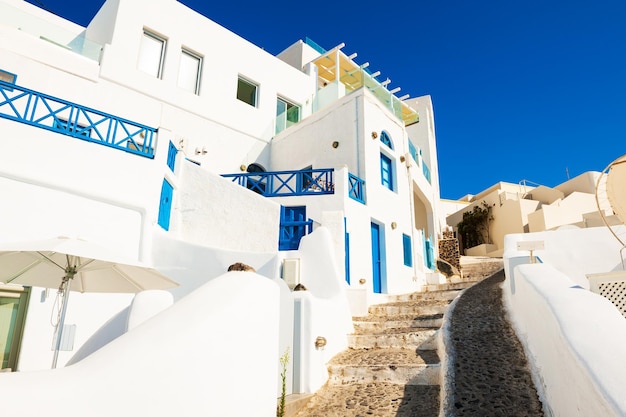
[0,236,178,368]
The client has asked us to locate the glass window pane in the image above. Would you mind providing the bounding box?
[0,298,19,369]
[178,50,201,94]
[237,78,257,106]
[138,32,165,78]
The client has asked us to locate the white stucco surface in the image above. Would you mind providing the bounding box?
[0,271,281,417]
[503,228,626,417]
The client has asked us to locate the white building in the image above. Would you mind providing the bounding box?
[0,0,444,414]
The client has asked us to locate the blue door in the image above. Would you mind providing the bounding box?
[371,222,382,293]
[279,206,308,250]
[158,179,173,231]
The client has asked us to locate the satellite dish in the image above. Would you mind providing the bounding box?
[595,154,626,267]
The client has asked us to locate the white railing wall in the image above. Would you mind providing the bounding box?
[503,230,626,417]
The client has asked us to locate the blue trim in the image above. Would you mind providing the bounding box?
[344,217,350,284]
[158,179,174,231]
[424,236,435,270]
[408,140,419,165]
[279,206,312,251]
[348,173,366,204]
[371,222,382,294]
[223,168,334,197]
[0,69,17,92]
[167,141,178,171]
[402,234,413,267]
[304,37,327,54]
[380,131,393,149]
[0,80,157,158]
[380,153,393,190]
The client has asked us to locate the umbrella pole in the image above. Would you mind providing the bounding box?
[51,272,74,369]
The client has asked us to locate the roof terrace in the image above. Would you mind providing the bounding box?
[307,39,419,126]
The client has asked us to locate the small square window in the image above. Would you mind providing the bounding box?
[178,49,202,94]
[0,69,17,91]
[0,69,17,85]
[237,77,258,107]
[138,30,166,79]
[276,97,300,134]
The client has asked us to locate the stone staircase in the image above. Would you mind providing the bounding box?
[291,281,478,417]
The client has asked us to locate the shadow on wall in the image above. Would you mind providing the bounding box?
[149,228,280,300]
[0,272,281,417]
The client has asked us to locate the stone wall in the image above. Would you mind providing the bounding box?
[439,231,461,271]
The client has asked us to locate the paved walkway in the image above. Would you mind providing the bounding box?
[291,269,545,416]
[444,270,545,417]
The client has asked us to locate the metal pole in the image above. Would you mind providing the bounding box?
[51,272,73,369]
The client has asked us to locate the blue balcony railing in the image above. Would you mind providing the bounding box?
[348,173,366,204]
[0,80,157,158]
[223,168,334,197]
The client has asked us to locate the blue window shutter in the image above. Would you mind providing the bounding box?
[380,153,393,190]
[158,179,173,231]
[402,234,412,267]
[167,141,178,171]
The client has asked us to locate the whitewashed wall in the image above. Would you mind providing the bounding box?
[0,272,281,417]
[503,228,626,417]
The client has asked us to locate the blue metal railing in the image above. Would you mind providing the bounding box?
[0,80,157,158]
[223,168,334,197]
[348,173,366,204]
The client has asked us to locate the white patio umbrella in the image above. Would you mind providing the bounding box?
[0,236,178,368]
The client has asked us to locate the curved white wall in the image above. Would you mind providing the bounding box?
[0,271,281,417]
[503,229,626,417]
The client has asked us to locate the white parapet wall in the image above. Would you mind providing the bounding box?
[503,229,626,417]
[0,271,281,417]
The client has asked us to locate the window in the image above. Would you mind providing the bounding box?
[402,234,413,267]
[0,286,30,371]
[178,49,202,94]
[0,69,17,91]
[380,131,393,149]
[138,30,166,78]
[380,153,394,191]
[237,77,258,107]
[276,97,300,134]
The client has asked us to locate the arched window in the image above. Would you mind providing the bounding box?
[380,131,393,150]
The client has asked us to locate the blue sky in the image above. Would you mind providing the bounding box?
[27,0,626,199]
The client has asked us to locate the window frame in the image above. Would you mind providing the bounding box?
[237,76,259,107]
[380,130,394,149]
[178,48,203,95]
[275,96,301,134]
[380,152,394,191]
[138,30,167,79]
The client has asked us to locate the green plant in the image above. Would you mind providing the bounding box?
[457,201,493,249]
[277,347,290,417]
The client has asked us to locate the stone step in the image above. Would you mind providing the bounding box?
[291,383,440,417]
[327,348,440,386]
[391,288,464,302]
[348,327,439,350]
[353,313,444,332]
[422,280,479,292]
[366,300,450,317]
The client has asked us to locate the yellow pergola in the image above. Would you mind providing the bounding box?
[312,45,419,126]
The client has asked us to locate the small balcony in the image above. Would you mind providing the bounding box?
[0,79,157,158]
[222,168,334,197]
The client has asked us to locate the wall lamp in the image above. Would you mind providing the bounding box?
[315,336,327,350]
